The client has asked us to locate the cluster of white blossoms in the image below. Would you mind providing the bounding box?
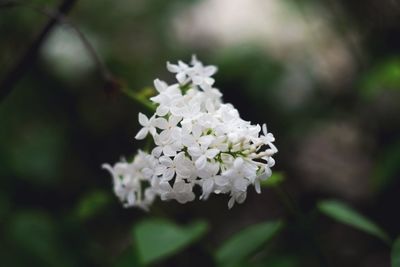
[103,56,277,210]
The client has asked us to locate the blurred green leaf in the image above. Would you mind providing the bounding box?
[8,211,75,267]
[392,236,400,267]
[261,172,285,188]
[263,255,300,267]
[113,246,141,267]
[318,200,390,244]
[76,190,112,221]
[372,140,400,192]
[0,192,11,219]
[132,218,208,265]
[360,57,400,98]
[216,220,284,267]
[8,124,66,185]
[248,254,300,267]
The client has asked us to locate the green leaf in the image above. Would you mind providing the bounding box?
[75,190,112,221]
[113,246,141,267]
[392,236,400,267]
[132,218,208,265]
[216,220,284,266]
[261,172,285,188]
[317,200,390,244]
[372,140,400,192]
[359,57,400,98]
[7,211,76,267]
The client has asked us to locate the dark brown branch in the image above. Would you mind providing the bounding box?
[0,0,78,103]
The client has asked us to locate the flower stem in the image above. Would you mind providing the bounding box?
[120,87,156,112]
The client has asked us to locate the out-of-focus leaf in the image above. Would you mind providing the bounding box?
[113,246,141,267]
[360,57,400,98]
[261,172,285,188]
[392,236,400,267]
[372,140,400,192]
[8,211,75,267]
[216,220,284,267]
[318,200,390,243]
[0,192,10,219]
[76,190,112,221]
[263,255,300,267]
[8,124,66,185]
[249,254,300,267]
[132,218,208,265]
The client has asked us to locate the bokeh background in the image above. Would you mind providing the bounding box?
[1,0,400,266]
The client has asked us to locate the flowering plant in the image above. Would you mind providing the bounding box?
[103,56,277,210]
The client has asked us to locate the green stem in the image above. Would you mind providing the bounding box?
[121,87,156,112]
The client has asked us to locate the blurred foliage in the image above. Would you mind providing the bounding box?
[261,172,285,188]
[132,218,208,265]
[360,57,400,98]
[393,237,400,267]
[75,190,112,221]
[372,140,400,192]
[318,200,390,244]
[0,0,399,266]
[216,220,284,267]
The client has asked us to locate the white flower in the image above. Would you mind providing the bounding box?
[155,152,189,182]
[189,55,218,90]
[135,113,157,140]
[159,180,195,204]
[166,60,190,84]
[103,56,277,210]
[167,55,217,89]
[152,130,182,157]
[102,151,158,210]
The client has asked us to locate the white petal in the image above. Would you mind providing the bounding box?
[188,146,202,157]
[234,178,248,192]
[262,123,267,135]
[204,66,217,76]
[154,79,167,92]
[166,62,179,73]
[195,155,207,170]
[215,176,229,186]
[155,165,167,175]
[233,157,243,169]
[236,192,247,204]
[156,105,169,116]
[162,168,175,181]
[206,148,219,159]
[228,196,235,209]
[198,135,214,147]
[204,77,215,86]
[163,145,177,157]
[159,156,173,167]
[255,180,261,194]
[267,157,275,168]
[169,115,182,126]
[151,146,163,157]
[192,75,203,85]
[138,113,148,126]
[203,179,214,193]
[176,72,186,84]
[174,180,186,192]
[154,118,169,129]
[135,128,148,140]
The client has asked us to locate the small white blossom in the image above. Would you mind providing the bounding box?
[103,56,278,210]
[135,113,157,140]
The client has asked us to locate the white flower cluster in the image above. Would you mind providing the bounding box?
[103,56,277,210]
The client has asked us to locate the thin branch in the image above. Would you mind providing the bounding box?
[0,0,78,103]
[0,0,152,108]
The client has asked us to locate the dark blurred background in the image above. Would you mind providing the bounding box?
[0,0,399,266]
